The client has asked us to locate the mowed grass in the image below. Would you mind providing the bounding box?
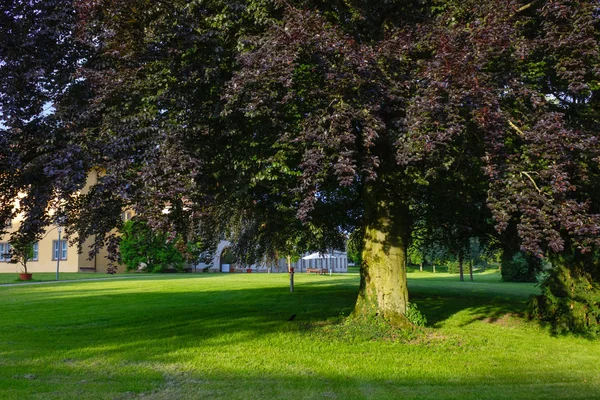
[0,272,156,285]
[0,271,599,399]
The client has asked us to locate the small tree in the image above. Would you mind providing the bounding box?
[407,235,428,272]
[10,239,35,275]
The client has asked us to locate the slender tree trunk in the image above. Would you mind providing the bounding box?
[459,252,464,282]
[353,186,411,328]
[469,258,474,281]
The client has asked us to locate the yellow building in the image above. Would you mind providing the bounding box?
[0,170,118,274]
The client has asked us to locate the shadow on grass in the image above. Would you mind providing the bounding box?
[0,276,359,352]
[3,351,598,400]
[408,291,526,328]
[1,272,537,337]
[406,273,534,328]
[0,272,535,350]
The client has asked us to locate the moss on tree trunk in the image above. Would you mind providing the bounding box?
[529,251,600,336]
[353,186,411,328]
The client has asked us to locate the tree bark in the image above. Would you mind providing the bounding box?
[459,252,464,282]
[353,186,411,328]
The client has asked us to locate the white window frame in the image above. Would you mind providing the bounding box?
[0,243,11,262]
[52,240,67,261]
[32,242,39,261]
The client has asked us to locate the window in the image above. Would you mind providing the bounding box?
[0,243,11,262]
[53,240,67,260]
[32,242,39,261]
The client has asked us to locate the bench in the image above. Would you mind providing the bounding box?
[306,268,327,275]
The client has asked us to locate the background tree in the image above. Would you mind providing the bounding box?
[346,229,363,267]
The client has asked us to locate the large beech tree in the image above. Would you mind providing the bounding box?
[2,0,599,330]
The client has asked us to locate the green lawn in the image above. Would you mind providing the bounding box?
[0,271,599,399]
[0,272,157,285]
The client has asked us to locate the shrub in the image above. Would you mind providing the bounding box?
[447,259,460,274]
[406,302,427,327]
[501,252,541,282]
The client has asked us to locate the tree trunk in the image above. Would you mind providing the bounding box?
[469,258,474,281]
[353,187,411,328]
[459,252,464,282]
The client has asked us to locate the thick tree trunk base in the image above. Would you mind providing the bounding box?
[352,193,411,329]
[529,254,600,336]
[353,297,413,329]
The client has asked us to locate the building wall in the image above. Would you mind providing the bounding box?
[1,227,123,274]
[0,222,80,273]
[76,235,117,274]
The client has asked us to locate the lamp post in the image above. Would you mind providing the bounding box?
[56,226,62,281]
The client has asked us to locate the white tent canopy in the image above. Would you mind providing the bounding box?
[302,252,335,260]
[300,251,348,275]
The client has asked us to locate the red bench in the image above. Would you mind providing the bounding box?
[306,268,327,275]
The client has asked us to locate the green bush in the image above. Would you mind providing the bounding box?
[447,259,460,274]
[446,258,473,275]
[406,302,427,327]
[501,252,541,282]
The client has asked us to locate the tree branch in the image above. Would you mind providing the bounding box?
[514,1,537,15]
[521,171,542,194]
[508,120,526,137]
